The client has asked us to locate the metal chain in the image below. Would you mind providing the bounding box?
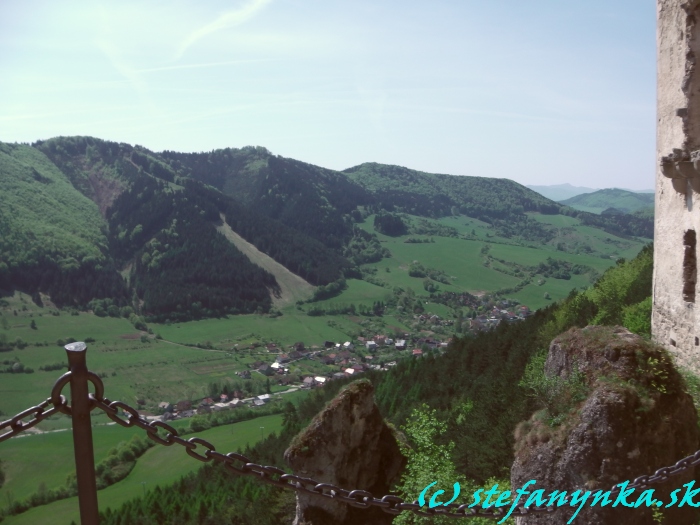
[92,396,700,519]
[0,397,64,443]
[4,379,700,519]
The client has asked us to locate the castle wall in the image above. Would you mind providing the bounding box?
[654,0,700,371]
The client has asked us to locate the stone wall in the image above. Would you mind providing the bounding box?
[654,0,700,371]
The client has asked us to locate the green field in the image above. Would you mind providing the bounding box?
[0,206,649,420]
[0,207,650,523]
[0,414,283,525]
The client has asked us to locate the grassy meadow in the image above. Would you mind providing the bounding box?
[0,414,282,525]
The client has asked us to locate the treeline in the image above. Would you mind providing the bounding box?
[342,227,390,266]
[562,207,654,239]
[107,177,278,321]
[373,212,408,236]
[0,256,127,309]
[534,257,594,280]
[345,163,561,221]
[306,300,385,317]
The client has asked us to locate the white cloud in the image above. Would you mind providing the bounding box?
[175,0,273,60]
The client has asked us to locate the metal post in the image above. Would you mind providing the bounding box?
[65,342,99,525]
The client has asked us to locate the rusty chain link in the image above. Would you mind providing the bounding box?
[0,397,63,443]
[4,375,700,519]
[88,394,700,519]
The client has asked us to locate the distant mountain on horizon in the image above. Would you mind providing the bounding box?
[559,188,655,215]
[527,183,654,202]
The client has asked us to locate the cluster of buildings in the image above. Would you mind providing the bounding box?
[154,392,275,421]
[469,305,531,332]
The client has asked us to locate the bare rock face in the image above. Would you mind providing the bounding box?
[284,379,405,525]
[512,326,700,525]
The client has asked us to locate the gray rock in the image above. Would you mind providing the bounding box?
[284,379,405,525]
[512,326,700,525]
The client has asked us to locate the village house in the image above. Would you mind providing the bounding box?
[176,400,192,412]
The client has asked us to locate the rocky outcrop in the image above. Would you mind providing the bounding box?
[284,379,405,525]
[512,326,700,525]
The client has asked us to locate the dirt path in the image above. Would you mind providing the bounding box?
[216,214,315,307]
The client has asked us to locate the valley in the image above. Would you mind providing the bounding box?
[0,136,653,523]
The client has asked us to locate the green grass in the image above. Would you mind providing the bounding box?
[0,414,283,525]
[0,424,137,505]
[155,307,355,348]
[510,274,593,310]
[527,213,580,228]
[0,294,318,424]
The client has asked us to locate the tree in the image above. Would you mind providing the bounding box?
[30,319,37,330]
[394,405,469,525]
[394,404,514,525]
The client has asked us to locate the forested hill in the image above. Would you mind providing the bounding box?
[559,188,655,215]
[0,135,654,320]
[158,148,370,250]
[344,162,561,219]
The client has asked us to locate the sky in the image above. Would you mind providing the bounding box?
[0,0,656,189]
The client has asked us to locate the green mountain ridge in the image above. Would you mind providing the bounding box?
[0,136,654,322]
